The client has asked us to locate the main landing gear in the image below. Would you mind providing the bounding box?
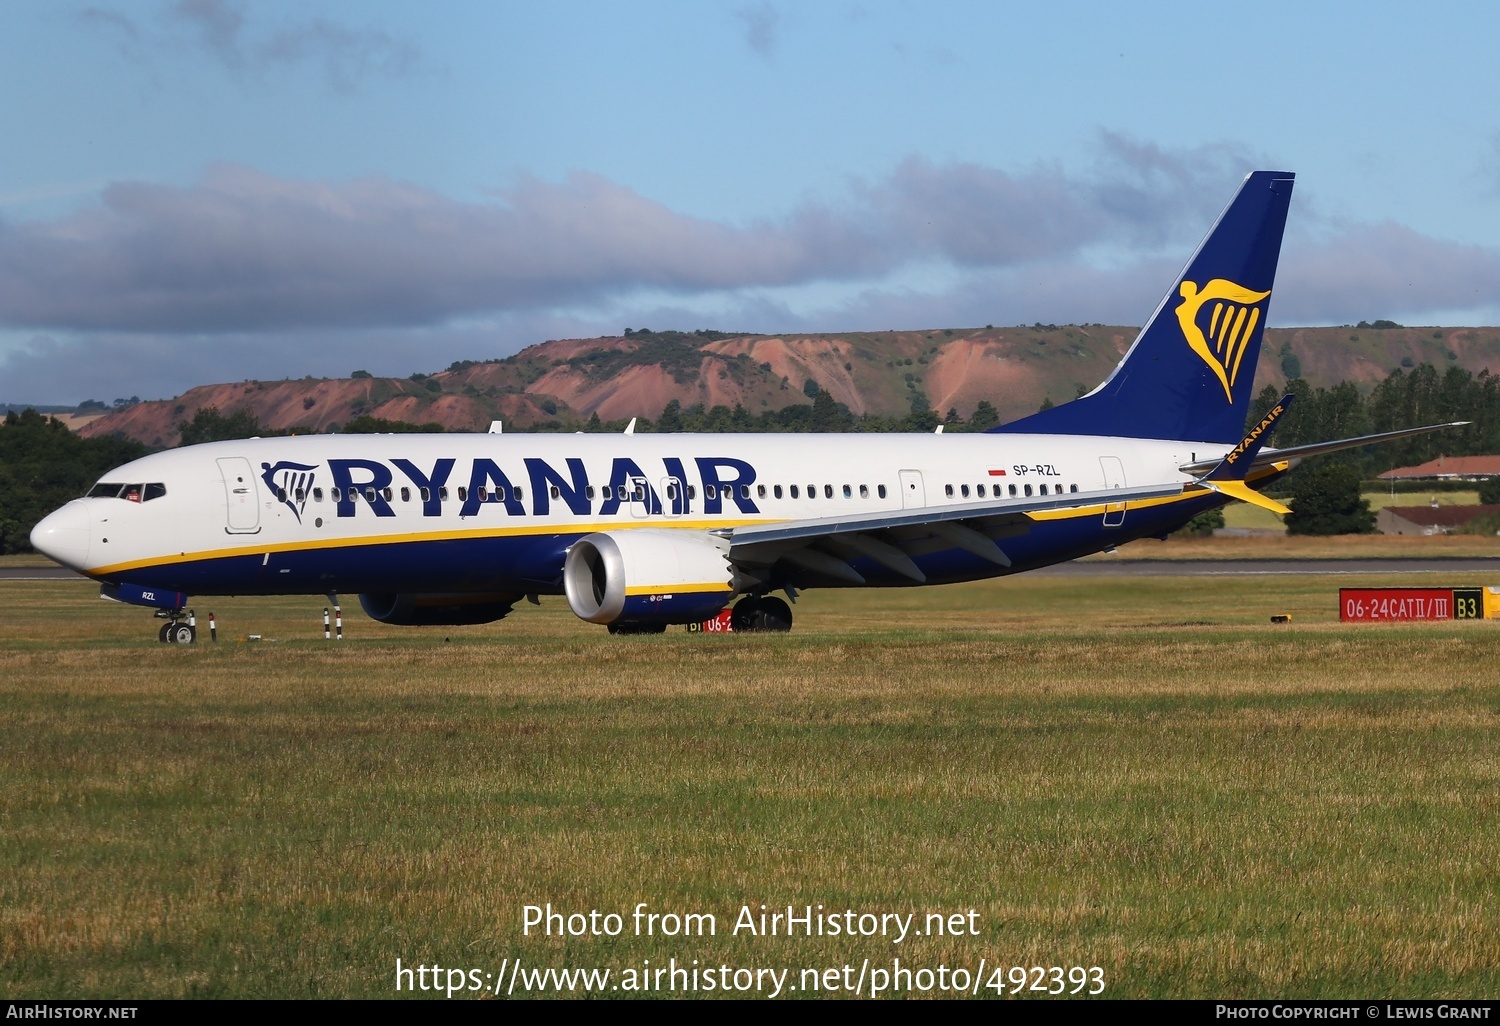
[730,595,793,633]
[155,608,196,644]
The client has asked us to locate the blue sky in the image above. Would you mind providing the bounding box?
[3,0,1498,403]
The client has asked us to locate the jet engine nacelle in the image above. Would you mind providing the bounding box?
[564,529,735,626]
[358,591,522,626]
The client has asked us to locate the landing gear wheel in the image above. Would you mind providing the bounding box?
[167,623,196,644]
[731,596,793,633]
[758,596,793,632]
[730,598,760,633]
[159,623,173,644]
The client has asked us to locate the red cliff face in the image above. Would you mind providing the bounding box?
[71,326,1500,446]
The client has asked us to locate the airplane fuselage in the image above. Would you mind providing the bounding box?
[41,430,1230,600]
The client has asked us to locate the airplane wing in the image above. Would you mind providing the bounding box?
[725,480,1188,584]
[1177,420,1470,477]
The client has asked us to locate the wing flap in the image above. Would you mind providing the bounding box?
[728,482,1188,585]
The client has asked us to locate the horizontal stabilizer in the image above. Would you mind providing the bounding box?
[1199,478,1291,515]
[1179,421,1471,477]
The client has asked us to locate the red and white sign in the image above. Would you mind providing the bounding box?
[687,609,734,633]
[1339,588,1453,622]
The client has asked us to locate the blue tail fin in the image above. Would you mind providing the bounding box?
[993,170,1295,444]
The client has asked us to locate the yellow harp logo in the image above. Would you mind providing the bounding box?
[1175,279,1271,402]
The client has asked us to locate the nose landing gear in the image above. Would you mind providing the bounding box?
[155,608,197,644]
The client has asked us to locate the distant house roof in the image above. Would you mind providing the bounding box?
[1380,504,1500,530]
[1378,455,1500,480]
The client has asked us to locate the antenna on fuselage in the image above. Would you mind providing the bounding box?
[488,421,503,434]
[623,418,636,435]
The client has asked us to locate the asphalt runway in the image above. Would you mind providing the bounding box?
[4,558,1499,583]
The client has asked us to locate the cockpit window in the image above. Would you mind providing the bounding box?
[88,481,166,501]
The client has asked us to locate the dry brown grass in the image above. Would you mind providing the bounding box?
[2,575,1499,998]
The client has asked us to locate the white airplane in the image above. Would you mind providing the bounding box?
[30,171,1461,640]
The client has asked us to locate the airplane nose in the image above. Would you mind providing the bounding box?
[30,500,91,571]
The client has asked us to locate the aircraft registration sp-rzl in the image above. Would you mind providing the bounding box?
[30,171,1464,640]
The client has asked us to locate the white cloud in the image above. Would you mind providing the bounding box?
[6,140,1499,402]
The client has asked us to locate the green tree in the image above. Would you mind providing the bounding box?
[1285,463,1375,536]
[1479,477,1500,505]
[340,416,443,434]
[0,409,148,554]
[656,400,683,432]
[178,406,262,445]
[810,389,853,432]
[1175,507,1225,536]
[969,400,1000,431]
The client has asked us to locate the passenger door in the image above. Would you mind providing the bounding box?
[217,457,261,534]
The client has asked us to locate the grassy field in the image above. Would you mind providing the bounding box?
[1220,490,1486,534]
[3,573,1500,999]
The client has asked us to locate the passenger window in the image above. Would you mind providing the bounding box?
[961,484,970,498]
[790,485,799,498]
[476,487,488,502]
[332,487,343,502]
[400,487,410,502]
[807,484,815,498]
[878,484,886,499]
[945,484,954,497]
[276,487,287,502]
[586,485,596,499]
[457,487,468,502]
[514,487,523,500]
[1040,484,1048,495]
[757,484,766,498]
[438,487,448,501]
[421,487,431,502]
[363,487,375,502]
[314,487,324,502]
[1009,484,1017,497]
[1070,484,1078,493]
[688,485,696,499]
[1024,484,1033,497]
[774,485,783,499]
[740,484,750,500]
[666,483,678,500]
[859,484,868,498]
[294,488,305,502]
[602,486,612,500]
[706,484,717,499]
[843,484,852,498]
[824,484,833,499]
[550,486,560,500]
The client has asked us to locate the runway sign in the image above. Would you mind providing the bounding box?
[1339,587,1492,622]
[686,610,734,633]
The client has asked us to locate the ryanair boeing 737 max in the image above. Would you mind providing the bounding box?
[29,171,1463,638]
